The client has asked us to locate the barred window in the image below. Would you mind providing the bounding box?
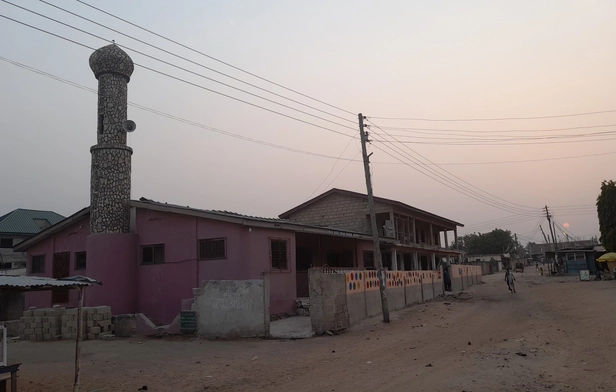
[199,238,226,260]
[31,255,45,273]
[142,244,165,265]
[270,239,289,270]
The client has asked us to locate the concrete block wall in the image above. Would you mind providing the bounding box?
[284,193,391,234]
[311,265,483,332]
[448,265,482,293]
[404,271,423,304]
[192,278,270,338]
[450,265,464,292]
[421,271,435,302]
[434,268,444,297]
[18,306,114,341]
[345,271,366,325]
[364,271,382,317]
[309,269,349,334]
[386,272,406,311]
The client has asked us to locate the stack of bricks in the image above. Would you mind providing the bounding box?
[60,308,83,340]
[19,308,63,341]
[83,306,114,340]
[19,306,114,341]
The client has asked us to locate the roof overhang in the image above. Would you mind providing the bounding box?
[0,275,101,292]
[13,207,90,252]
[131,200,375,241]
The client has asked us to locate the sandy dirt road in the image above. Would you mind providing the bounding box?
[11,272,616,392]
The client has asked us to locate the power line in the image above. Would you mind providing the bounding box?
[366,119,541,215]
[460,215,541,232]
[0,13,356,139]
[367,140,541,216]
[407,152,616,166]
[0,55,356,162]
[383,130,616,142]
[323,150,362,193]
[378,123,616,134]
[38,0,356,125]
[2,2,358,134]
[75,0,355,116]
[463,214,539,229]
[306,138,355,200]
[368,109,616,122]
[374,135,616,146]
[5,53,615,174]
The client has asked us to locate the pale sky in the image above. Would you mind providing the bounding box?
[2,0,615,244]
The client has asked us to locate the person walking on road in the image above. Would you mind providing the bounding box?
[505,269,516,293]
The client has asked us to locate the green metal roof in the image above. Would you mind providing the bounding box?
[0,209,65,235]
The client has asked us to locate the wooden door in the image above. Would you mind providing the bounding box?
[52,252,70,304]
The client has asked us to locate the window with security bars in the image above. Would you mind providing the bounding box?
[270,239,289,270]
[142,244,165,265]
[31,255,45,273]
[199,238,226,260]
[75,252,87,270]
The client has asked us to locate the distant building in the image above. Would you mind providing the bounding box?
[467,253,511,274]
[528,239,599,262]
[0,209,65,270]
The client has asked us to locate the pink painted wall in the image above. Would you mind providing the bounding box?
[135,209,297,323]
[85,233,138,315]
[355,240,374,269]
[25,217,89,310]
[25,208,300,324]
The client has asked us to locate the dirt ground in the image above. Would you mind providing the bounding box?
[10,271,616,392]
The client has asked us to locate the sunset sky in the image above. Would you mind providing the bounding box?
[2,0,614,244]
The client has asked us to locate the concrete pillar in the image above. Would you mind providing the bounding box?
[391,250,398,271]
[454,227,458,249]
[431,253,436,270]
[413,252,419,270]
[429,223,434,246]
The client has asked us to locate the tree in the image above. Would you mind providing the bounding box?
[597,180,616,252]
[458,228,522,256]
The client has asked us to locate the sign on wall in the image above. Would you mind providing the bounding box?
[180,311,197,334]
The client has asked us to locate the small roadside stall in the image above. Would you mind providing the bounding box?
[597,252,616,279]
[0,275,101,392]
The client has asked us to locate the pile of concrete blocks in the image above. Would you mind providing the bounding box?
[19,308,63,341]
[82,306,114,340]
[18,306,115,341]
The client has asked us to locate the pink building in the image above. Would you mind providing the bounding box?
[15,200,375,324]
[13,44,463,326]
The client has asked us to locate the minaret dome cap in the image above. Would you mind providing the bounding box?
[89,44,134,80]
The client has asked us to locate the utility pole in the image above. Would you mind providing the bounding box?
[545,206,559,273]
[539,225,551,271]
[358,113,390,323]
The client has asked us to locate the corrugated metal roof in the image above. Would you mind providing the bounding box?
[137,198,289,223]
[0,209,65,235]
[0,275,99,290]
